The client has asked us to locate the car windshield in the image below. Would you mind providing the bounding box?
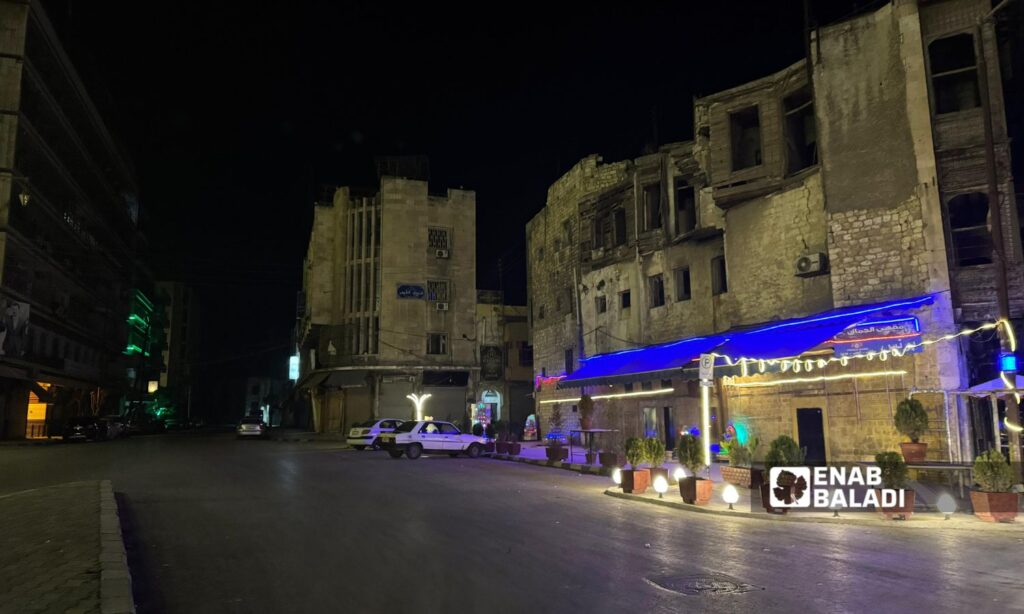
[394,421,419,433]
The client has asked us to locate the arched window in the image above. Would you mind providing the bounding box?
[947,192,992,266]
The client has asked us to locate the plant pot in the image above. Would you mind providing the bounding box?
[970,490,1020,523]
[678,476,713,505]
[649,467,670,487]
[545,446,568,462]
[496,441,509,455]
[759,482,789,515]
[507,442,521,456]
[585,451,597,465]
[874,488,915,520]
[622,468,651,494]
[580,416,593,430]
[899,442,927,463]
[721,466,764,489]
[598,452,622,468]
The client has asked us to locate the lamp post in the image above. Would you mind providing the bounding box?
[406,393,432,422]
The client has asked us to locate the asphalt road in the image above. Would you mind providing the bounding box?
[1,433,1021,614]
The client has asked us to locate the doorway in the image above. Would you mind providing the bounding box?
[662,407,676,451]
[796,407,826,465]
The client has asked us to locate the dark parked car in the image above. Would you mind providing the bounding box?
[63,416,108,442]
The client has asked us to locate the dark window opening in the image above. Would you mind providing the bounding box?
[595,295,607,314]
[641,381,653,391]
[614,208,627,246]
[929,34,980,114]
[674,267,691,301]
[624,382,634,392]
[427,333,448,355]
[620,290,631,309]
[661,379,673,389]
[711,255,728,295]
[784,88,817,174]
[520,344,533,366]
[730,106,762,171]
[562,219,573,247]
[648,274,665,308]
[644,184,662,230]
[564,348,574,375]
[675,179,697,235]
[948,192,992,266]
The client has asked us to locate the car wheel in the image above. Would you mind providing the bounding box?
[370,438,382,451]
[466,443,482,458]
[406,443,423,460]
[387,449,404,459]
[353,445,366,451]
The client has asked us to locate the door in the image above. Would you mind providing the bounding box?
[796,408,826,465]
[438,422,463,450]
[662,407,676,451]
[418,421,445,452]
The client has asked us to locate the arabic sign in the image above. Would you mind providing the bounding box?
[831,317,922,357]
[397,284,425,299]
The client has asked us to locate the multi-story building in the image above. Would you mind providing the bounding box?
[0,1,148,439]
[475,290,533,437]
[156,281,199,415]
[296,175,477,431]
[527,0,1022,463]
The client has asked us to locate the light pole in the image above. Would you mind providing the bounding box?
[406,393,431,422]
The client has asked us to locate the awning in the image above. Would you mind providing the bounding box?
[557,294,934,389]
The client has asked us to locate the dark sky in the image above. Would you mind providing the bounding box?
[39,1,871,379]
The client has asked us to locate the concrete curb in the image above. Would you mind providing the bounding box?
[603,488,1024,532]
[488,453,613,476]
[98,480,135,614]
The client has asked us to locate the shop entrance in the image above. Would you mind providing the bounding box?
[796,407,826,465]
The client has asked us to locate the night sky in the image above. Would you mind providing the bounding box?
[40,1,871,382]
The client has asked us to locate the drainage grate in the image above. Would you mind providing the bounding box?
[646,573,763,596]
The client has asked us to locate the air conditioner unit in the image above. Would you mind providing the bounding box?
[435,249,450,259]
[795,252,829,277]
[435,302,449,311]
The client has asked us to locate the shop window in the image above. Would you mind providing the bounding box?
[564,348,574,375]
[784,87,817,174]
[595,295,607,314]
[675,179,697,235]
[643,184,662,231]
[929,34,980,114]
[427,333,448,355]
[711,255,728,295]
[948,192,993,266]
[648,274,665,308]
[730,106,762,170]
[620,290,631,309]
[674,267,691,301]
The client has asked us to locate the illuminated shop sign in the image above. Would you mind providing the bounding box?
[830,317,922,357]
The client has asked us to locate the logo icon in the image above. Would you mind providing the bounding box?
[768,467,811,507]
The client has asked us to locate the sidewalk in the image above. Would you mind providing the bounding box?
[0,481,134,614]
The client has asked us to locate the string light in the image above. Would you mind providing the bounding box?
[723,371,907,389]
[1004,417,1023,433]
[538,388,675,405]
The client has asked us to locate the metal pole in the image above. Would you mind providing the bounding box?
[701,383,711,476]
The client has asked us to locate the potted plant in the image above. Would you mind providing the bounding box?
[676,434,712,505]
[894,398,929,462]
[760,435,805,514]
[483,421,496,453]
[971,449,1020,522]
[874,451,915,520]
[578,394,595,431]
[645,437,669,485]
[721,437,762,489]
[494,420,509,454]
[507,431,521,456]
[598,400,623,468]
[620,437,650,494]
[545,404,568,462]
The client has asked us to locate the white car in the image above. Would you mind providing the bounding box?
[379,420,486,459]
[347,418,403,450]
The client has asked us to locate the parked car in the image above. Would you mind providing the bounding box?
[236,416,268,439]
[101,415,129,439]
[63,416,108,442]
[379,420,486,459]
[347,418,403,450]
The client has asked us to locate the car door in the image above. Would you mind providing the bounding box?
[417,422,445,452]
[437,422,463,450]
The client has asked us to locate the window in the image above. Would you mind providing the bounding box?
[784,87,817,174]
[711,255,728,295]
[562,218,572,247]
[730,106,762,170]
[929,34,980,114]
[948,192,992,266]
[642,407,658,438]
[641,381,653,391]
[427,333,448,355]
[675,179,696,235]
[595,295,607,314]
[620,290,631,309]
[624,382,634,392]
[423,422,440,434]
[674,267,691,301]
[427,280,449,302]
[614,208,627,245]
[439,423,460,434]
[564,348,574,375]
[520,343,533,366]
[661,379,672,389]
[643,184,662,230]
[648,274,665,308]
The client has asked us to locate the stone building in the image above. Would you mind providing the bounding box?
[295,175,478,431]
[527,0,1022,463]
[0,1,150,439]
[475,290,533,437]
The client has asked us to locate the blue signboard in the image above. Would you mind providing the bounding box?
[397,284,425,299]
[831,317,922,356]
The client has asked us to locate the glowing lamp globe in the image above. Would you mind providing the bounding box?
[722,484,739,510]
[936,493,957,520]
[653,475,669,499]
[673,466,686,482]
[611,468,622,486]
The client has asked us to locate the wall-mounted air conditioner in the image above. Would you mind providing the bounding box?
[795,252,829,277]
[435,249,450,259]
[435,302,449,311]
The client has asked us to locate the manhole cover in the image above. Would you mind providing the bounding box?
[646,573,763,596]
